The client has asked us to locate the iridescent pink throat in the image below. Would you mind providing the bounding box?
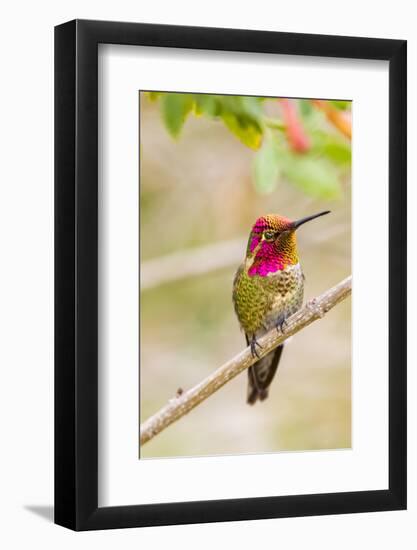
[248,241,288,277]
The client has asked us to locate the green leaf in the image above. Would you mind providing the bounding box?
[216,96,264,149]
[253,136,281,194]
[322,140,351,165]
[160,93,193,138]
[311,130,351,166]
[221,111,263,149]
[146,91,162,102]
[329,100,351,111]
[299,99,314,117]
[264,117,285,131]
[193,94,221,117]
[282,155,341,199]
[239,96,264,119]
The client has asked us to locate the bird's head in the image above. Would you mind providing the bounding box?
[246,211,330,277]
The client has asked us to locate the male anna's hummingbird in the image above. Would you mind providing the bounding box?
[232,210,330,404]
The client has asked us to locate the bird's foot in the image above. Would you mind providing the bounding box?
[276,314,288,334]
[250,336,262,359]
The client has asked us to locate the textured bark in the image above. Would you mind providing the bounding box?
[140,275,352,446]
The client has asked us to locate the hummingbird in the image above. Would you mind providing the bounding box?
[232,210,330,404]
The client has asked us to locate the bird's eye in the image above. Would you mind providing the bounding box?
[264,230,276,240]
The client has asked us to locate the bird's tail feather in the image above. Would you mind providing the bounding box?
[247,344,284,405]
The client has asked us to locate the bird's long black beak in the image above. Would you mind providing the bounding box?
[292,210,330,229]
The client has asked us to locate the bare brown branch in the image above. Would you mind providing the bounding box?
[140,275,352,447]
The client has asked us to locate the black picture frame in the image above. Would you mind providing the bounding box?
[55,19,407,531]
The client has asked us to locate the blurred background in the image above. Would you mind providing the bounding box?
[139,92,351,458]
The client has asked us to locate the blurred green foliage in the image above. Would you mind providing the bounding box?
[147,92,351,200]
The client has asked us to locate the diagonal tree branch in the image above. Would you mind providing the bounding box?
[140,275,352,447]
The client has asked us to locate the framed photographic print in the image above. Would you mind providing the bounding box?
[55,19,406,530]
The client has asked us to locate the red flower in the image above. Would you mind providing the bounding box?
[280,98,311,153]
